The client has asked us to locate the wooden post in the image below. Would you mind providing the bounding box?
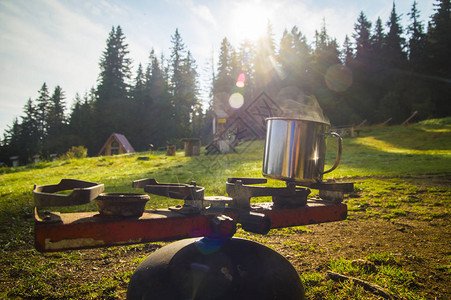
[402,111,418,126]
[166,145,176,156]
[356,119,367,128]
[380,117,392,126]
[182,138,201,156]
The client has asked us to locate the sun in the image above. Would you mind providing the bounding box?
[229,1,272,42]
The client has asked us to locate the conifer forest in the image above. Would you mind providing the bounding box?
[1,1,450,165]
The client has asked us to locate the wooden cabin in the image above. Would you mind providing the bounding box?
[98,133,135,156]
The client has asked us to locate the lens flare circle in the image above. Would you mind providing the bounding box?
[229,92,244,110]
[325,64,353,92]
[236,72,245,88]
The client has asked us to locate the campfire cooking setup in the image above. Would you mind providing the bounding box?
[33,117,354,299]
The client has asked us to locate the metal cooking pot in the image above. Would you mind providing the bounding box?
[263,118,342,184]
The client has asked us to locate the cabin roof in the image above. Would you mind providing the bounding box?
[97,133,135,156]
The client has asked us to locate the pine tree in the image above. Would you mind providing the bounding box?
[237,39,256,99]
[145,50,173,146]
[213,36,243,123]
[35,83,51,141]
[384,2,407,67]
[1,118,23,164]
[20,98,40,161]
[170,28,186,96]
[342,35,354,66]
[347,13,379,123]
[367,17,387,106]
[427,0,451,76]
[169,29,199,139]
[128,62,149,149]
[97,26,132,100]
[182,51,201,137]
[312,19,341,81]
[407,0,427,66]
[310,20,344,124]
[279,29,294,76]
[49,86,66,125]
[169,28,187,139]
[279,26,312,92]
[46,85,67,154]
[95,25,133,152]
[254,21,279,95]
[371,17,385,59]
[69,91,95,151]
[145,49,169,103]
[374,3,410,123]
[187,52,204,138]
[291,26,311,89]
[132,63,146,106]
[426,0,451,117]
[215,37,235,94]
[394,1,434,121]
[352,11,372,63]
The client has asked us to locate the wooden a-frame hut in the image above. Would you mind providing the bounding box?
[98,133,135,156]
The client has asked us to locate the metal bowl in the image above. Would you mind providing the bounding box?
[95,193,150,217]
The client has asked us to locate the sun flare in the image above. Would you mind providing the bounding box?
[230,2,272,42]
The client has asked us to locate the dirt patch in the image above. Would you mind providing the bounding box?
[277,218,450,298]
[1,176,450,299]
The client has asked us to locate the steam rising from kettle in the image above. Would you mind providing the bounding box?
[275,86,330,125]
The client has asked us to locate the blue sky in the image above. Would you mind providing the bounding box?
[0,0,434,134]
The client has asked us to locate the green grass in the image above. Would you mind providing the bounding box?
[298,253,426,299]
[345,177,450,222]
[327,118,451,178]
[0,118,450,298]
[318,255,424,300]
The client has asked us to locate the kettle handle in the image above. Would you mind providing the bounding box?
[320,132,342,175]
